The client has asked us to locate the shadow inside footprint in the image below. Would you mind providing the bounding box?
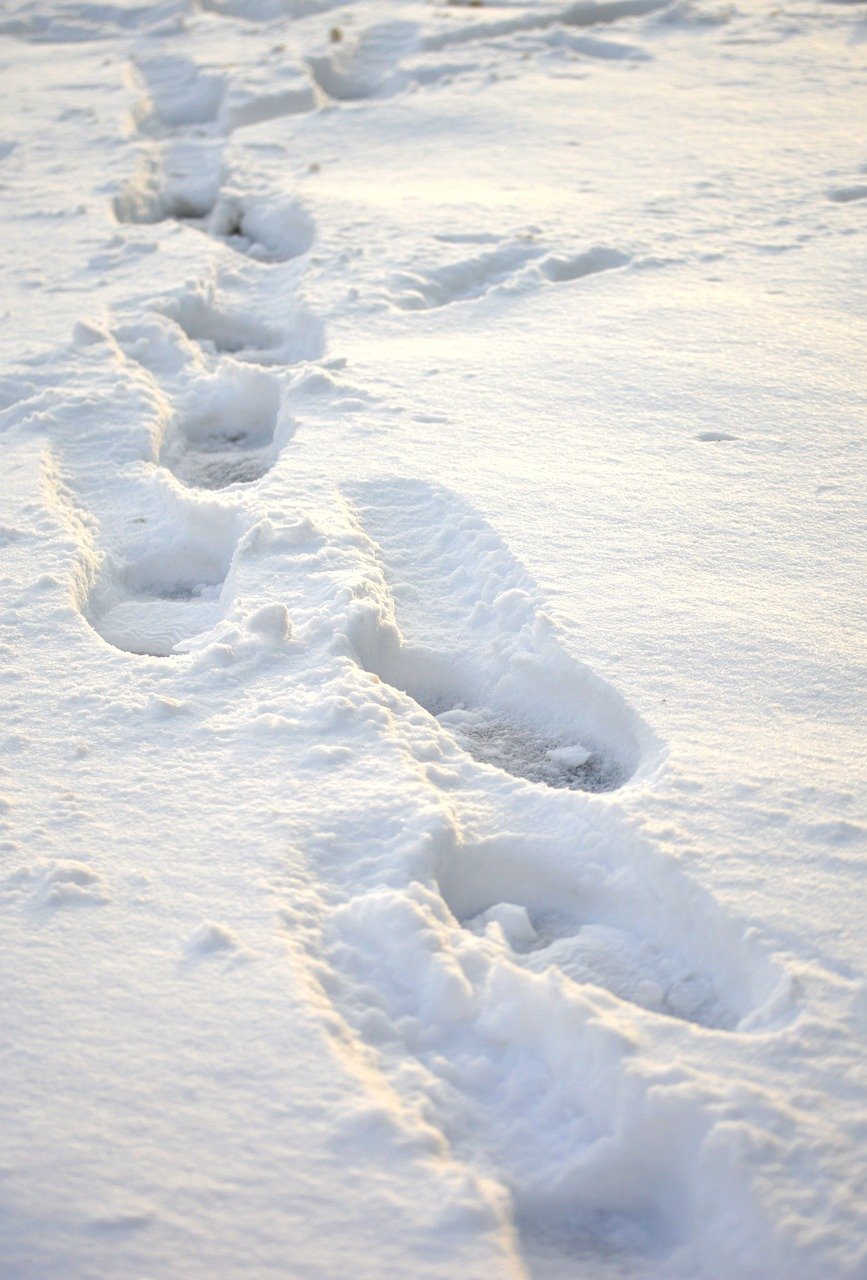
[434,702,624,792]
[160,287,323,364]
[92,580,225,657]
[165,296,280,356]
[206,193,315,264]
[86,524,236,658]
[170,440,274,490]
[113,138,222,227]
[160,365,284,491]
[360,637,628,793]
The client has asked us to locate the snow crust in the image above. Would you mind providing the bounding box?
[0,0,865,1277]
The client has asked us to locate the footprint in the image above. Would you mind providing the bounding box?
[27,862,108,909]
[158,290,297,366]
[197,0,339,18]
[133,55,226,134]
[420,0,669,53]
[308,21,419,101]
[86,509,239,657]
[113,138,223,225]
[184,920,241,959]
[538,245,631,283]
[547,29,652,60]
[205,191,316,263]
[438,707,620,792]
[326,835,791,1274]
[433,832,787,1030]
[347,479,652,791]
[152,253,325,364]
[388,242,629,310]
[219,69,318,132]
[388,241,545,310]
[160,364,288,490]
[116,149,315,265]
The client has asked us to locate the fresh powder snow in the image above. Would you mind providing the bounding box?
[0,1,865,1278]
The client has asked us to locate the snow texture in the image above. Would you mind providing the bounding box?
[0,1,865,1279]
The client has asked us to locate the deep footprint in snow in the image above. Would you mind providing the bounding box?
[168,434,273,490]
[133,55,227,134]
[434,836,786,1030]
[159,282,324,365]
[159,365,285,491]
[468,901,731,1026]
[162,294,282,359]
[87,525,237,657]
[135,46,317,134]
[114,142,315,264]
[308,20,419,101]
[202,192,316,263]
[113,138,223,226]
[91,577,225,658]
[349,480,649,792]
[432,704,622,792]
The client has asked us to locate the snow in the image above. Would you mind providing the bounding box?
[0,1,865,1278]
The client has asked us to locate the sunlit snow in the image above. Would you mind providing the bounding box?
[0,1,865,1278]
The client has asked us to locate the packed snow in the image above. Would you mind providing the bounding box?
[0,1,865,1278]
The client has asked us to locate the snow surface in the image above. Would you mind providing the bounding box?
[0,1,865,1277]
